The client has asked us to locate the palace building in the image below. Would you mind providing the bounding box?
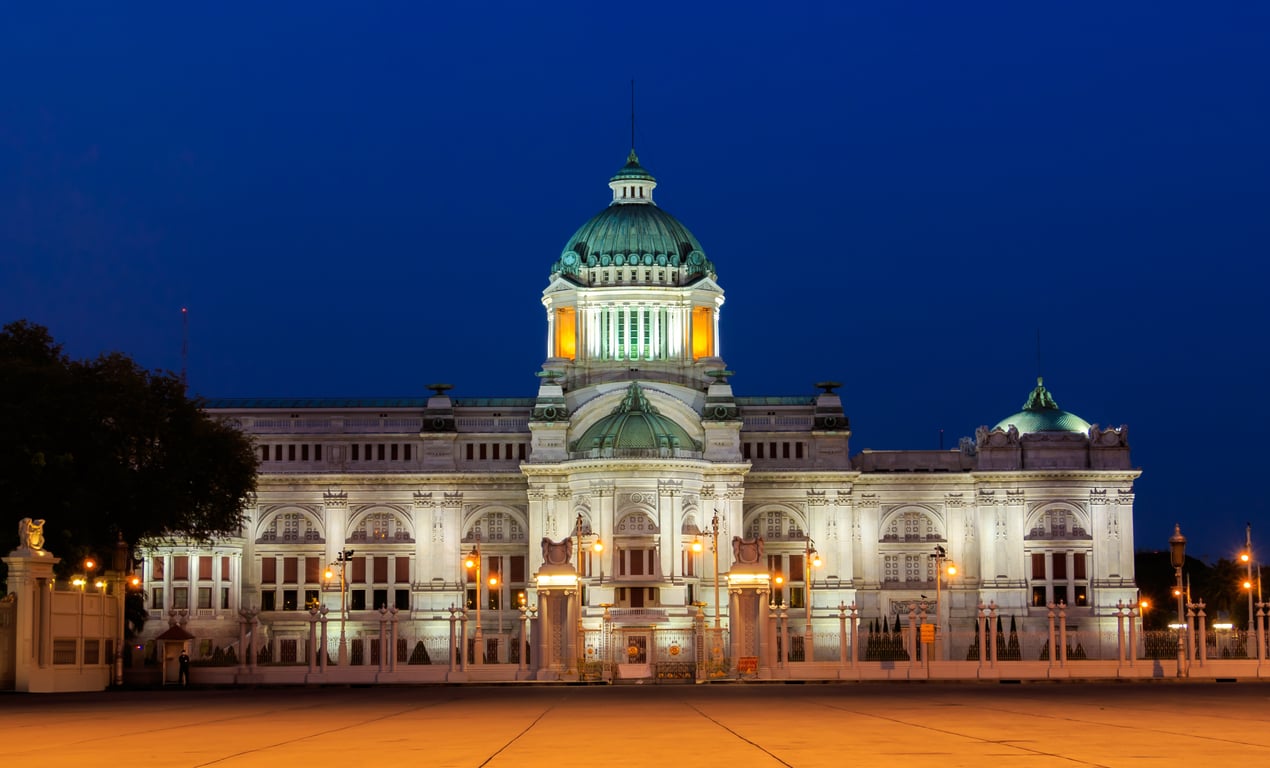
[137,149,1139,676]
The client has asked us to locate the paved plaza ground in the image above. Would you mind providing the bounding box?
[2,681,1269,767]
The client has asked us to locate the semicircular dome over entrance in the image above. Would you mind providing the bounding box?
[569,382,702,458]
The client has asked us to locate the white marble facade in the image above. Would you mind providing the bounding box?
[137,152,1139,664]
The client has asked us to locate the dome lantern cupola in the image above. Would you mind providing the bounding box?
[608,149,657,205]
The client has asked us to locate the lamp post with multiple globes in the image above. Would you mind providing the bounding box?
[464,532,492,665]
[324,548,354,665]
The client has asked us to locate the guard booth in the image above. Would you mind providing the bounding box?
[155,623,195,685]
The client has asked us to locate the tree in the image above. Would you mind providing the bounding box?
[0,320,258,588]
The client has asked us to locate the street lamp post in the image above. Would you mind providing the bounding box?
[111,534,129,687]
[803,537,821,661]
[930,545,957,660]
[575,513,585,676]
[324,548,354,666]
[1169,524,1187,677]
[1242,523,1254,636]
[464,532,484,665]
[709,511,721,630]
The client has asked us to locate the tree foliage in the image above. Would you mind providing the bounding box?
[0,320,258,584]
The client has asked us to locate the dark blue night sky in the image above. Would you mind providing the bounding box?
[3,3,1267,561]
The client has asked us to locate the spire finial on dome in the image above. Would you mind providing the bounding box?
[630,78,636,153]
[1023,378,1060,412]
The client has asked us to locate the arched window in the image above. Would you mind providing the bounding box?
[881,510,939,542]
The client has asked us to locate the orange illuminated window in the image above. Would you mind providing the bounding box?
[555,307,577,360]
[691,306,713,359]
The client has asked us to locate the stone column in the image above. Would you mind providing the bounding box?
[3,544,61,692]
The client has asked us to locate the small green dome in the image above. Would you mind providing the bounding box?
[570,382,702,457]
[992,378,1091,434]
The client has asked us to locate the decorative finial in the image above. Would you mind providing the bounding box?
[815,381,842,394]
[426,383,453,396]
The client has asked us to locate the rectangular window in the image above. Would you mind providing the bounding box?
[403,444,411,460]
[261,558,276,584]
[377,444,385,461]
[151,587,164,609]
[261,446,270,461]
[221,556,230,580]
[373,589,388,609]
[173,587,189,609]
[352,557,366,583]
[1031,553,1046,580]
[352,444,360,461]
[756,443,764,459]
[395,589,410,610]
[350,590,366,610]
[1052,554,1067,580]
[288,444,296,461]
[152,557,164,579]
[274,445,282,461]
[480,444,488,460]
[488,587,501,610]
[199,556,212,580]
[198,587,212,609]
[395,557,410,583]
[374,557,388,583]
[1073,553,1087,580]
[282,589,298,611]
[261,591,276,611]
[518,444,526,460]
[391,443,399,460]
[305,589,320,610]
[789,557,804,582]
[1032,586,1047,606]
[174,556,189,580]
[769,442,777,458]
[52,639,77,665]
[315,444,323,461]
[742,443,751,459]
[492,443,500,460]
[220,587,230,610]
[283,557,298,584]
[796,442,804,459]
[1074,586,1088,606]
[1053,585,1068,605]
[783,442,790,459]
[301,444,309,461]
[305,557,320,584]
[466,444,474,460]
[510,556,526,583]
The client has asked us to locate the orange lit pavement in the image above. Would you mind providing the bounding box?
[3,682,1270,767]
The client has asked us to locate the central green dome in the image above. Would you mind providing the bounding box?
[551,150,715,282]
[570,382,702,458]
[992,378,1092,434]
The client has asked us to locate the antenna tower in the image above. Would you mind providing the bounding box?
[181,307,189,391]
